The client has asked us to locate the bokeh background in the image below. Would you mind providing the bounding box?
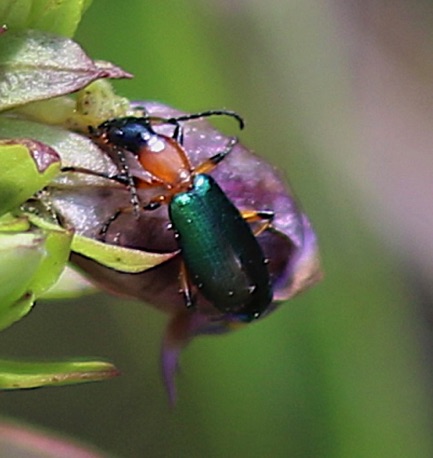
[2,0,433,456]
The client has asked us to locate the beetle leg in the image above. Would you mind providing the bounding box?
[143,201,162,211]
[131,105,148,116]
[241,209,275,236]
[62,151,141,220]
[112,147,141,218]
[173,122,184,145]
[179,260,195,308]
[99,209,124,240]
[194,137,238,174]
[98,204,145,241]
[61,166,130,186]
[144,116,185,145]
[22,189,67,228]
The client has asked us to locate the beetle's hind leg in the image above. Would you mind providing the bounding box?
[179,260,196,309]
[241,209,275,236]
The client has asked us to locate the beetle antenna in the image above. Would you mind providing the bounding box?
[163,110,245,130]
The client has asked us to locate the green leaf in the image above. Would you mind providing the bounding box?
[71,234,177,273]
[0,294,36,334]
[0,213,31,232]
[0,117,118,176]
[0,232,44,330]
[0,140,60,217]
[13,96,77,127]
[41,266,97,299]
[26,227,73,297]
[0,117,174,274]
[68,79,131,130]
[15,80,130,130]
[0,228,72,331]
[1,0,93,37]
[0,359,119,389]
[0,30,131,112]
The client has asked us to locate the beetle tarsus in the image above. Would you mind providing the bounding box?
[99,209,122,239]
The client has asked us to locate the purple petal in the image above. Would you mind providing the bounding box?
[60,101,322,401]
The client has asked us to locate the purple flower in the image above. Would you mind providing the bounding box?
[51,101,322,403]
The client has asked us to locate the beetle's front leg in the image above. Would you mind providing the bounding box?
[61,166,130,186]
[194,137,238,174]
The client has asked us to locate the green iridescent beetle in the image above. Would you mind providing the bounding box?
[88,111,275,321]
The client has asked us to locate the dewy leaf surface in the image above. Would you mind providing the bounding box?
[0,29,131,111]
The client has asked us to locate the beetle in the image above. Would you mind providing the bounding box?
[87,110,274,321]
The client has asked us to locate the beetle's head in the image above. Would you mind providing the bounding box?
[90,117,157,154]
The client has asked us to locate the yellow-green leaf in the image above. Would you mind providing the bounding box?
[0,228,72,331]
[0,359,119,390]
[0,232,44,330]
[71,234,177,273]
[41,266,97,299]
[1,0,93,37]
[0,140,60,217]
[27,227,73,297]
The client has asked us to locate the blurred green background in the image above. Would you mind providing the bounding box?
[2,1,433,457]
